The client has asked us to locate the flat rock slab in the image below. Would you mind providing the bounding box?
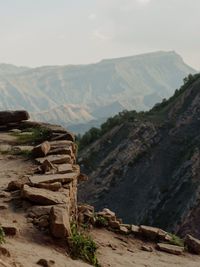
[49,140,73,147]
[29,173,77,184]
[48,147,73,156]
[139,225,168,240]
[35,155,72,165]
[56,164,73,174]
[157,243,184,255]
[49,141,76,153]
[22,185,67,205]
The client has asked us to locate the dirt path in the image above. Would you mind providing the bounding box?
[0,132,200,267]
[91,229,200,267]
[0,132,90,267]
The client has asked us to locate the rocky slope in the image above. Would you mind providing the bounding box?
[0,51,196,133]
[78,73,200,238]
[1,111,200,266]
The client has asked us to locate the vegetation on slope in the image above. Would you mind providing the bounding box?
[77,73,200,151]
[69,224,100,267]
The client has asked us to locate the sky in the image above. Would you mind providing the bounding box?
[0,0,199,69]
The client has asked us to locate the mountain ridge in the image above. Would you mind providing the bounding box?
[0,51,196,133]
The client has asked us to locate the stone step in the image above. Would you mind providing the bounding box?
[22,185,68,205]
[29,173,78,185]
[56,164,73,174]
[35,155,73,165]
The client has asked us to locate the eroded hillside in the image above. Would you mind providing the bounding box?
[78,73,200,238]
[1,111,200,267]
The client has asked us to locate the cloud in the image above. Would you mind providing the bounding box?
[88,13,97,21]
[92,29,111,41]
[136,0,151,4]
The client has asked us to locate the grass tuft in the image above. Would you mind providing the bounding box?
[13,127,51,145]
[69,224,100,267]
[94,215,108,228]
[168,233,184,247]
[0,227,5,244]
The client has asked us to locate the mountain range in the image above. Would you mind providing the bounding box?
[0,51,196,133]
[78,73,200,238]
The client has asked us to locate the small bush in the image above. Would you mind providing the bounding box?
[95,215,108,228]
[69,224,100,267]
[0,227,5,244]
[14,127,51,144]
[168,233,184,247]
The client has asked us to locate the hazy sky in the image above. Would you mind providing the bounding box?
[0,0,199,69]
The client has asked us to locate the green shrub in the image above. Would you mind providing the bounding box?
[14,127,51,144]
[0,227,5,244]
[95,215,108,228]
[168,233,184,247]
[69,224,100,267]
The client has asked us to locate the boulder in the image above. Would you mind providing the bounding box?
[130,225,140,234]
[109,220,120,229]
[157,243,184,255]
[21,185,67,205]
[185,234,200,254]
[32,142,51,157]
[139,225,168,241]
[119,225,129,234]
[102,208,115,217]
[50,206,71,238]
[0,110,29,125]
[97,208,116,221]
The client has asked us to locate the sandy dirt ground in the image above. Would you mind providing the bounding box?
[0,132,200,267]
[91,229,200,267]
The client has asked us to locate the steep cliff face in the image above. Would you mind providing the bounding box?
[78,74,200,237]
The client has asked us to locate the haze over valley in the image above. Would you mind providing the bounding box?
[0,51,195,133]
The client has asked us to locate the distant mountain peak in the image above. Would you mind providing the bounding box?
[0,51,196,133]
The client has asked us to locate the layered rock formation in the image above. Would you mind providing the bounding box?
[78,73,200,238]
